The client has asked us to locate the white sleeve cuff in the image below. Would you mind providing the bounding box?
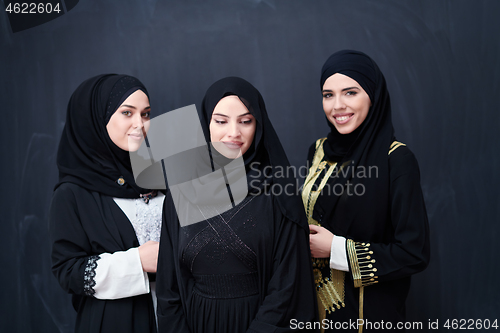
[329,236,349,271]
[93,247,150,300]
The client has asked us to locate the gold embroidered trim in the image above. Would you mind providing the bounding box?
[346,240,378,288]
[388,141,406,155]
[302,138,345,326]
[347,240,378,333]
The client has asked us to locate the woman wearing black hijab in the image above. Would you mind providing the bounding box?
[156,77,318,332]
[49,74,163,333]
[303,50,430,332]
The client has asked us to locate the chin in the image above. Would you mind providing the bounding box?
[337,128,354,135]
[126,143,142,152]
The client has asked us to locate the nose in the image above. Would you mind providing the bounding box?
[333,96,346,110]
[227,121,241,137]
[132,113,145,129]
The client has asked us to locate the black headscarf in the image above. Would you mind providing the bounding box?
[315,50,395,236]
[55,74,152,198]
[199,76,308,229]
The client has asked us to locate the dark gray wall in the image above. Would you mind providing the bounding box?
[1,0,499,332]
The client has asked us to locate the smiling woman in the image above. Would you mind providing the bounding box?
[106,89,151,152]
[49,74,163,333]
[209,95,256,158]
[156,76,318,333]
[322,73,371,135]
[303,50,430,333]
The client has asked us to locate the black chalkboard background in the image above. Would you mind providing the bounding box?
[1,1,499,332]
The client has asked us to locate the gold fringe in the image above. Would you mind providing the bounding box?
[359,286,364,333]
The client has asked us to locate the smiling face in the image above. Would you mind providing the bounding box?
[322,73,371,134]
[209,95,256,159]
[106,89,151,152]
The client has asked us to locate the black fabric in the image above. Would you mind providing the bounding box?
[307,50,430,330]
[55,74,151,198]
[307,145,430,331]
[157,77,318,333]
[199,77,308,229]
[157,188,319,333]
[49,184,157,333]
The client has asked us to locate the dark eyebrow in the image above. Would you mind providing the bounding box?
[322,87,360,93]
[342,87,360,92]
[212,112,253,118]
[212,113,229,118]
[119,104,151,110]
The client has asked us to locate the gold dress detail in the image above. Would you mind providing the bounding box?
[302,138,346,327]
[302,138,406,333]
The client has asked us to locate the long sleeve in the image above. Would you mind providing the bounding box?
[156,193,191,333]
[49,184,150,298]
[93,248,150,299]
[247,212,319,332]
[346,147,430,287]
[49,185,98,296]
[330,235,349,271]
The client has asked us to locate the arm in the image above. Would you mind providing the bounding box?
[49,185,100,296]
[49,185,151,298]
[247,214,319,332]
[346,147,430,287]
[92,247,151,299]
[156,193,191,333]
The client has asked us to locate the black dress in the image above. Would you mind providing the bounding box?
[50,74,159,333]
[304,139,430,332]
[304,50,430,332]
[157,76,318,333]
[49,183,157,333]
[157,189,318,332]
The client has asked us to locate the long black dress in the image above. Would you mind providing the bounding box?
[303,50,430,332]
[156,76,318,333]
[49,74,158,333]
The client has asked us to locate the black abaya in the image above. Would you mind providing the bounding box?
[156,77,318,333]
[50,183,157,333]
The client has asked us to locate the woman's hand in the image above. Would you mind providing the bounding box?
[138,240,159,273]
[309,225,334,258]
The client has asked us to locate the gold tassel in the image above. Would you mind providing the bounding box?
[358,286,364,333]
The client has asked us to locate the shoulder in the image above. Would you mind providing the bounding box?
[388,144,421,181]
[51,183,95,206]
[53,182,81,199]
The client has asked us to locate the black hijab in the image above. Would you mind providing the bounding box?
[55,74,152,198]
[316,50,395,236]
[199,76,308,229]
